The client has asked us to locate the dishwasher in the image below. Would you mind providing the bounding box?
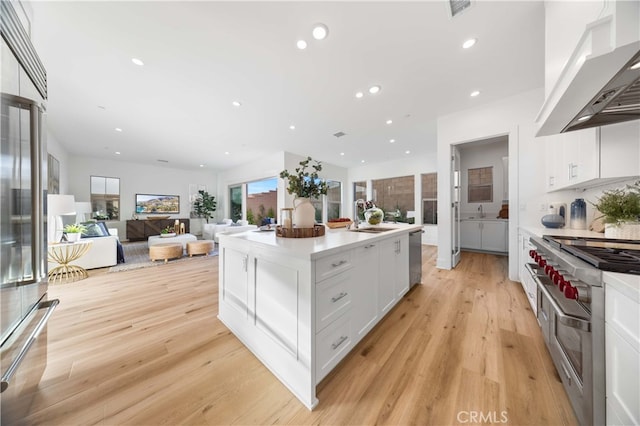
[409,229,423,286]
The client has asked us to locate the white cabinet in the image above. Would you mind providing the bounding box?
[605,273,640,426]
[220,246,249,316]
[545,122,640,192]
[461,220,507,253]
[378,235,409,314]
[352,242,379,341]
[518,231,537,314]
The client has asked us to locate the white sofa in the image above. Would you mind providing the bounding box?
[203,219,257,242]
[48,227,120,271]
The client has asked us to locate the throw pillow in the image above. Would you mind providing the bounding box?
[81,221,110,238]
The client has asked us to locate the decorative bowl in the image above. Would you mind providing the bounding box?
[160,232,176,238]
[541,214,565,229]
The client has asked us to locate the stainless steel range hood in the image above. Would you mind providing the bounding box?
[536,2,640,137]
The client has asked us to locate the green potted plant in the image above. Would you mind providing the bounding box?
[193,190,217,224]
[160,225,176,237]
[63,223,87,242]
[280,157,328,228]
[592,180,640,239]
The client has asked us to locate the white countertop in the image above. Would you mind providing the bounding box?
[520,226,605,239]
[461,217,508,222]
[218,222,423,260]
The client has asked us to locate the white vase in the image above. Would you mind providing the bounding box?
[293,197,316,228]
[66,232,81,242]
[604,222,640,240]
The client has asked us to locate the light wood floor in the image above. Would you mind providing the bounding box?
[23,247,577,425]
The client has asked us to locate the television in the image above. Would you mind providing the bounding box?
[135,194,180,214]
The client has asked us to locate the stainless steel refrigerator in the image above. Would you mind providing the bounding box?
[1,2,58,423]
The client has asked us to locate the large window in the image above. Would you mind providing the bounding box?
[468,166,493,202]
[229,185,242,222]
[353,181,366,202]
[90,176,120,221]
[371,175,414,223]
[246,178,277,225]
[422,173,437,224]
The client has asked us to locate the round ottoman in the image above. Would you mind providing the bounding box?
[149,242,183,263]
[187,240,214,257]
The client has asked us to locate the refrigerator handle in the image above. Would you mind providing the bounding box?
[1,299,59,393]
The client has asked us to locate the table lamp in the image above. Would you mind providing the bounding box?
[75,201,93,223]
[47,194,76,243]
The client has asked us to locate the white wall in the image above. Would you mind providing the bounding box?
[66,155,216,238]
[46,132,70,194]
[437,88,546,278]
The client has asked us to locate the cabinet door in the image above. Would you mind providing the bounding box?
[126,220,145,241]
[394,235,410,298]
[480,222,507,253]
[220,247,249,316]
[378,238,398,314]
[600,121,640,179]
[460,221,481,249]
[352,243,379,340]
[566,128,599,186]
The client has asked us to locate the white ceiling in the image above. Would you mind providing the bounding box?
[29,1,545,171]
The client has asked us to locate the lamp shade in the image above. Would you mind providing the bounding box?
[47,194,76,216]
[75,201,93,222]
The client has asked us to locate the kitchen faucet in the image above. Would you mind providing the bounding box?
[353,199,365,229]
[478,204,485,218]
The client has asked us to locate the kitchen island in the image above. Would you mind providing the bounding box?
[217,223,422,409]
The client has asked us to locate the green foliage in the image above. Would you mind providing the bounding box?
[63,223,87,233]
[161,226,174,234]
[592,181,640,224]
[267,207,275,219]
[280,157,328,199]
[246,208,255,225]
[193,190,217,223]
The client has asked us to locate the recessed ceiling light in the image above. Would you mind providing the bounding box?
[312,23,329,40]
[389,139,396,143]
[296,40,307,50]
[199,164,204,167]
[361,160,365,163]
[224,151,230,155]
[462,38,477,49]
[470,90,480,97]
[115,127,122,132]
[577,115,592,122]
[115,151,121,155]
[405,150,411,154]
[289,125,296,130]
[386,119,393,125]
[631,60,640,70]
[131,58,144,66]
[340,152,345,156]
[232,101,242,107]
[368,85,381,94]
[355,92,364,99]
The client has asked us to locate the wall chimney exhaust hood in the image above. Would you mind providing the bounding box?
[536,2,640,137]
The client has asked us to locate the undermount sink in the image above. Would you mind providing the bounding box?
[349,227,396,233]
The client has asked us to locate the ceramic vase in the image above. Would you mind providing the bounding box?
[293,197,316,228]
[66,233,81,242]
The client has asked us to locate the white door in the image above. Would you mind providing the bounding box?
[451,146,462,267]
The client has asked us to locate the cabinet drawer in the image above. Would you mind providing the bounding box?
[316,272,352,332]
[316,313,352,383]
[315,251,352,282]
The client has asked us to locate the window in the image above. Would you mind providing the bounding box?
[353,181,366,202]
[311,180,342,222]
[371,175,414,222]
[229,185,242,222]
[421,173,437,225]
[246,178,277,225]
[468,166,493,203]
[90,176,120,221]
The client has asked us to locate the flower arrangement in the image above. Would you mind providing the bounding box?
[161,226,174,234]
[592,181,640,225]
[63,223,87,234]
[279,157,328,199]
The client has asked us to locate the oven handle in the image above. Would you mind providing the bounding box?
[525,264,591,332]
[1,299,59,393]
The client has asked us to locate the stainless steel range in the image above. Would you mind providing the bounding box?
[524,235,638,426]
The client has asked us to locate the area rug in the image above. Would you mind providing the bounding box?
[108,241,218,273]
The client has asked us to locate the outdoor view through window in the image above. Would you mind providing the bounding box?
[246,178,277,225]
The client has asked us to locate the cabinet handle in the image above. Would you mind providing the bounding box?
[364,244,376,249]
[242,256,248,272]
[331,292,348,303]
[331,335,348,350]
[331,260,347,268]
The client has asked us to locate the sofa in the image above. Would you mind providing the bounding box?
[203,219,257,242]
[48,222,122,271]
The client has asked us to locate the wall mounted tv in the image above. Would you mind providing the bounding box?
[135,194,180,214]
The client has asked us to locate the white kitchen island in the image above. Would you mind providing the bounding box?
[217,223,422,409]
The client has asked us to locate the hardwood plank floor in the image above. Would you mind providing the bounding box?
[21,247,577,425]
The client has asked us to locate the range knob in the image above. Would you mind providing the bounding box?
[529,249,537,258]
[544,264,555,276]
[538,258,547,267]
[564,284,579,300]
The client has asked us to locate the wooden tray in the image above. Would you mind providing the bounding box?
[147,215,170,220]
[276,224,326,238]
[325,220,353,229]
